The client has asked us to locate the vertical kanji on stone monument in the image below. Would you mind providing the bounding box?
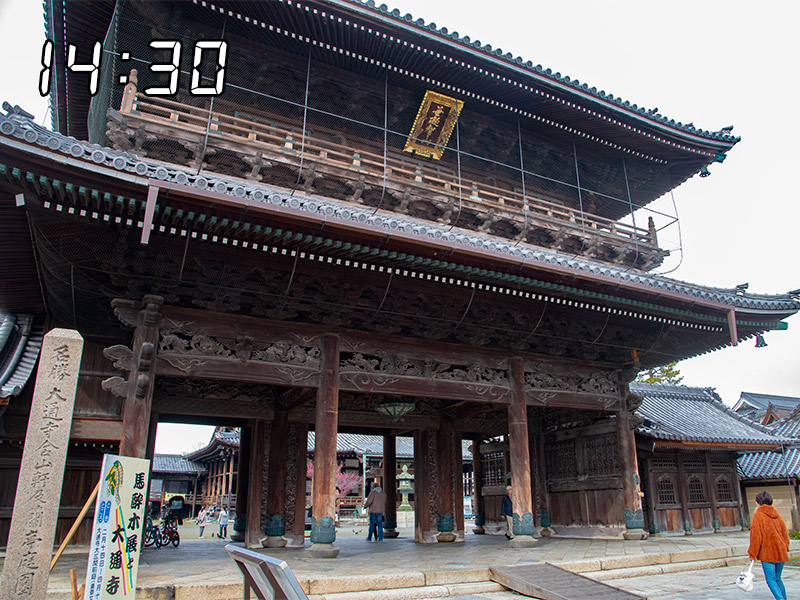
[1,329,84,600]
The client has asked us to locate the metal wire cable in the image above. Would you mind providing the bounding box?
[290,49,313,196]
[448,119,464,231]
[514,117,528,246]
[371,70,390,215]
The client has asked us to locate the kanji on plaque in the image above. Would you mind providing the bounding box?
[83,454,151,600]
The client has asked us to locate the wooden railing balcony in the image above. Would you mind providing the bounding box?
[106,78,666,270]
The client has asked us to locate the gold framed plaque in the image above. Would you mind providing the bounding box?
[403,90,464,160]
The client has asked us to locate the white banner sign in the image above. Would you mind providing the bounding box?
[84,454,151,600]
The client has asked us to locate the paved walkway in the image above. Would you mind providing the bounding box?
[2,527,795,598]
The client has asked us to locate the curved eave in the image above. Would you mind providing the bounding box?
[646,438,789,451]
[0,114,795,326]
[327,0,739,150]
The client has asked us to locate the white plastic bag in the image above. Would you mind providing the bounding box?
[735,560,755,592]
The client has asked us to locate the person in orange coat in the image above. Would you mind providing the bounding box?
[748,491,790,600]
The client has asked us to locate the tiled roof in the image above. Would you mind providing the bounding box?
[739,449,800,481]
[0,314,43,398]
[632,382,791,446]
[1,110,796,319]
[153,454,206,474]
[737,392,800,413]
[215,428,240,445]
[765,405,800,439]
[345,1,738,144]
[308,432,472,460]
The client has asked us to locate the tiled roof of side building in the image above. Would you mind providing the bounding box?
[739,448,800,481]
[0,314,44,398]
[153,454,207,474]
[736,392,800,412]
[631,382,792,446]
[765,404,800,439]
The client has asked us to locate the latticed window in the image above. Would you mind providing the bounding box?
[716,477,733,502]
[688,476,706,503]
[585,435,619,477]
[481,452,506,486]
[711,459,731,470]
[657,476,677,505]
[652,457,676,470]
[545,440,577,481]
[682,459,705,472]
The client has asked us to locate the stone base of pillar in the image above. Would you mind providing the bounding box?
[539,527,552,537]
[230,532,245,542]
[436,531,456,543]
[509,535,537,548]
[246,536,268,550]
[383,529,399,538]
[283,533,305,548]
[472,526,486,534]
[263,535,287,548]
[306,542,340,558]
[623,530,649,540]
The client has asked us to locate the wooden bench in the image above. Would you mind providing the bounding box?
[225,544,309,600]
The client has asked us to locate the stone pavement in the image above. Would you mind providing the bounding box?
[2,527,798,599]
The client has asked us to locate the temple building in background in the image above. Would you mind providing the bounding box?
[1,0,798,553]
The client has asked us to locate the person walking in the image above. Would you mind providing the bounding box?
[196,507,207,538]
[748,490,790,600]
[364,484,387,542]
[218,507,229,539]
[501,485,514,540]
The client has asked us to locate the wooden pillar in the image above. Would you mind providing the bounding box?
[192,475,198,517]
[144,411,159,517]
[617,391,648,539]
[436,419,456,542]
[705,454,721,533]
[265,409,289,547]
[413,429,433,543]
[508,357,536,547]
[308,335,340,558]
[527,410,542,535]
[453,430,465,540]
[114,296,163,458]
[288,422,309,547]
[645,455,661,536]
[731,456,749,530]
[676,454,692,535]
[231,425,251,542]
[537,417,552,536]
[245,419,267,549]
[383,434,399,538]
[471,437,486,534]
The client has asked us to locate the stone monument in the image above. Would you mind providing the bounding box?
[0,329,84,600]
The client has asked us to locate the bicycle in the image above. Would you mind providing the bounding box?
[144,517,162,548]
[160,515,180,547]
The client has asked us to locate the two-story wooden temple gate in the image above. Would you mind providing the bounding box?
[104,296,645,553]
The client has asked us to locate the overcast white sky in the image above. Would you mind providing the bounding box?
[1,0,798,453]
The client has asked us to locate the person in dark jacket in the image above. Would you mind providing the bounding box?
[364,484,387,542]
[500,485,514,540]
[748,491,790,600]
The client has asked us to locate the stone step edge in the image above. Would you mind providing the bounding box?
[582,550,800,582]
[308,581,505,600]
[554,545,750,573]
[301,568,492,596]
